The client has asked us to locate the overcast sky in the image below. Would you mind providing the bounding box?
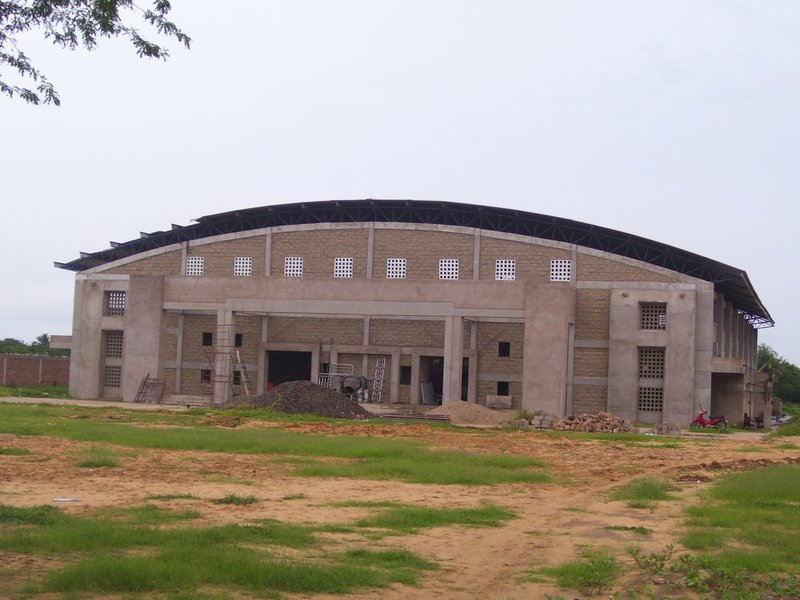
[1,1,798,362]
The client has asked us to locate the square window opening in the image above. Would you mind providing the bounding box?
[186,256,204,276]
[386,258,407,279]
[104,291,126,316]
[638,387,664,412]
[438,258,459,280]
[103,330,124,359]
[495,259,516,281]
[497,381,510,396]
[284,256,303,277]
[550,259,572,282]
[104,365,121,388]
[334,257,354,278]
[233,256,253,276]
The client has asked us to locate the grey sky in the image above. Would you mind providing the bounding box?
[1,1,798,362]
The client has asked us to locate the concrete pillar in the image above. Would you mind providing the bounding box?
[257,315,268,393]
[466,350,478,404]
[522,283,574,415]
[391,350,401,402]
[264,231,272,276]
[366,225,374,278]
[442,316,464,404]
[122,275,165,402]
[175,313,184,393]
[473,230,481,280]
[410,352,421,405]
[213,309,235,404]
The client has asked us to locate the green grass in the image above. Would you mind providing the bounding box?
[0,446,31,455]
[681,465,800,574]
[74,445,126,468]
[609,477,675,508]
[773,442,799,450]
[0,385,70,398]
[533,548,621,595]
[0,403,550,485]
[147,493,199,501]
[0,502,436,597]
[602,525,652,535]
[212,494,259,505]
[343,502,515,534]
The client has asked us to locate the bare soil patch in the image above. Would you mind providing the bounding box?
[1,416,799,599]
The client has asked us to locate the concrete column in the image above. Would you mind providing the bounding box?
[329,349,339,364]
[466,351,478,404]
[442,316,464,404]
[310,346,320,383]
[473,231,481,280]
[410,352,421,404]
[175,313,184,393]
[390,350,401,402]
[122,275,165,402]
[213,309,235,404]
[180,243,188,275]
[366,225,374,278]
[523,283,574,415]
[257,316,268,393]
[693,286,714,419]
[264,231,272,276]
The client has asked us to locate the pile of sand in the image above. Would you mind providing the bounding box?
[428,401,513,426]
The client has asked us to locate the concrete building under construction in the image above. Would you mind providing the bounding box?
[56,199,774,425]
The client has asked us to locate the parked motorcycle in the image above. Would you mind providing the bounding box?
[690,408,728,429]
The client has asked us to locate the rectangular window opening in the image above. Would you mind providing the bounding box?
[104,365,122,388]
[202,332,213,347]
[641,302,668,330]
[638,347,665,378]
[232,370,242,386]
[495,259,516,281]
[200,369,211,383]
[104,291,126,316]
[498,341,511,357]
[234,333,243,347]
[103,330,124,359]
[400,365,412,385]
[497,381,510,396]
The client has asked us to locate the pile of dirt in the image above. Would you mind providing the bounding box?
[428,401,513,427]
[553,411,633,433]
[227,381,373,420]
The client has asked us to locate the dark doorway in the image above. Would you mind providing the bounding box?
[267,351,312,388]
[420,356,444,405]
[461,356,470,401]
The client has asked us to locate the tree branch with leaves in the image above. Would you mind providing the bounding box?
[0,0,190,105]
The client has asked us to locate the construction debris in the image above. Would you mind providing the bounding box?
[226,381,373,420]
[552,412,633,433]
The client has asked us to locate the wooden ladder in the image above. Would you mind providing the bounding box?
[372,356,386,403]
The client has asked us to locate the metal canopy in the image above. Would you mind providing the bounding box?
[55,198,773,326]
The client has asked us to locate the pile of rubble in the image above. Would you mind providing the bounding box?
[553,412,633,433]
[227,381,373,420]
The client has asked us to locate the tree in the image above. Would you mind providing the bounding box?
[1,0,190,105]
[758,344,800,404]
[34,333,50,347]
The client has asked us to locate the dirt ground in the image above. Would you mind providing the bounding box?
[1,413,799,599]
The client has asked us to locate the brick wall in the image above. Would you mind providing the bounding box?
[269,317,364,345]
[476,322,524,375]
[574,348,609,377]
[182,315,217,362]
[576,253,676,283]
[271,229,370,278]
[370,319,444,347]
[572,384,608,414]
[191,236,267,277]
[575,289,610,340]
[104,250,182,275]
[480,237,571,282]
[477,380,522,408]
[373,229,475,280]
[1,355,70,387]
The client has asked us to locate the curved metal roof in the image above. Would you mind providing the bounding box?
[55,199,773,327]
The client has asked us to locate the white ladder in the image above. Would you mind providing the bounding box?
[372,356,387,403]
